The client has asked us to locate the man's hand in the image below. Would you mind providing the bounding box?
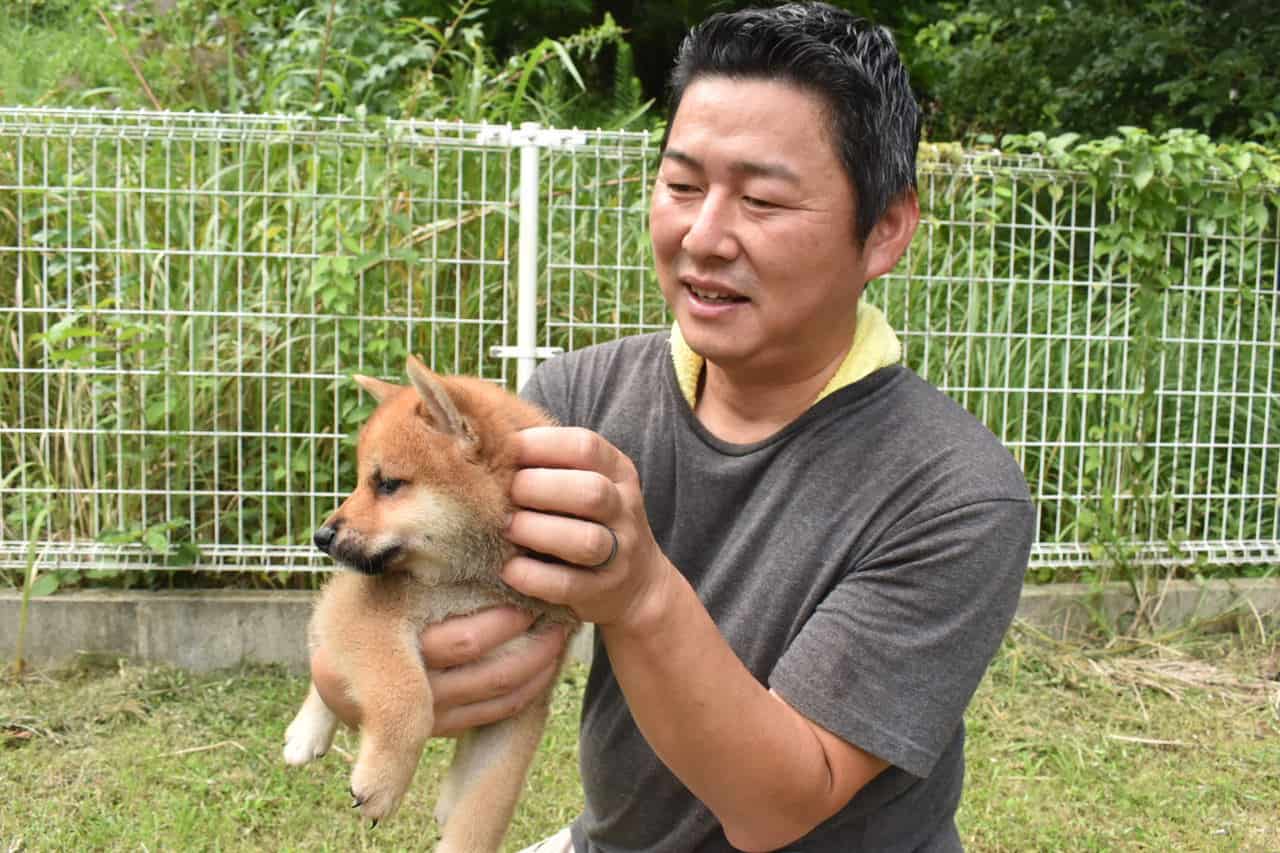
[501,426,675,632]
[309,606,568,735]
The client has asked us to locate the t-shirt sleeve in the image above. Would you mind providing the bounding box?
[519,356,570,424]
[768,497,1034,779]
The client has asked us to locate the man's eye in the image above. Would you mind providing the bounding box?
[376,478,405,496]
[665,181,699,194]
[743,195,778,209]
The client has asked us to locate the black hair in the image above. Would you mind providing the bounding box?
[663,2,920,243]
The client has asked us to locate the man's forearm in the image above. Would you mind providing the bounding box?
[599,562,883,852]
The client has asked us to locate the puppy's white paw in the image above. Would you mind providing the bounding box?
[283,698,338,766]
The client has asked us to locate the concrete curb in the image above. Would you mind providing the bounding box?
[2,579,1277,674]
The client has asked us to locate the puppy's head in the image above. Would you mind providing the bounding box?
[313,356,518,579]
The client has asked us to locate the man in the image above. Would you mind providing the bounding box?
[316,4,1034,850]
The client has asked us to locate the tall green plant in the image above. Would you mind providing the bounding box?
[1000,128,1279,630]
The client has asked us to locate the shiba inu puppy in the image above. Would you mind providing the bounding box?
[283,355,578,852]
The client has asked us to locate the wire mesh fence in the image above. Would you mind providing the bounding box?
[2,107,1277,578]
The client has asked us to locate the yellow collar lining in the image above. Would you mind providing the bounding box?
[670,302,902,409]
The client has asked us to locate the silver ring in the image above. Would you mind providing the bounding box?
[587,525,618,569]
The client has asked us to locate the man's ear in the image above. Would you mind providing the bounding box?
[353,373,402,403]
[405,355,475,443]
[860,190,920,284]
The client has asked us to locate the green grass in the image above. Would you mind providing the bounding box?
[2,630,1278,851]
[0,660,585,851]
[0,10,129,109]
[960,625,1280,850]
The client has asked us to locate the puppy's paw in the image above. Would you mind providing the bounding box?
[349,752,418,823]
[283,706,338,766]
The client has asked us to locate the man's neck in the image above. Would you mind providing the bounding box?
[693,344,851,444]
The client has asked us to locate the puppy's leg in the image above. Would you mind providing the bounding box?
[283,682,339,766]
[434,730,475,827]
[435,694,552,853]
[346,626,435,823]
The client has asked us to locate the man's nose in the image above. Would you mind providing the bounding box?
[681,193,739,260]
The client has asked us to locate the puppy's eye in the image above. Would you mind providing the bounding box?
[375,477,405,496]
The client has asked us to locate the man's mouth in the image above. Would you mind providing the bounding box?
[684,280,748,304]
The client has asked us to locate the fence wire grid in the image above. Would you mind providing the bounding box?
[2,108,1277,577]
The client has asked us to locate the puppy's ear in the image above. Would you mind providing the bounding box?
[353,373,402,403]
[405,355,476,443]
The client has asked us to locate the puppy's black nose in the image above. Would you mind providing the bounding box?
[313,526,337,554]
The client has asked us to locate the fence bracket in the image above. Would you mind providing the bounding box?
[475,123,587,149]
[489,346,564,361]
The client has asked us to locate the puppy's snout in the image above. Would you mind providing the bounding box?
[313,524,338,554]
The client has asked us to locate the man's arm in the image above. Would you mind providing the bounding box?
[501,426,888,852]
[601,566,889,851]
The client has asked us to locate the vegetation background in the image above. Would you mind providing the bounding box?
[4,0,1280,144]
[2,0,1277,601]
[1,6,1277,849]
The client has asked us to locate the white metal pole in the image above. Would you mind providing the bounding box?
[516,122,541,390]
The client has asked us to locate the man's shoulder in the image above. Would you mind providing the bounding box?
[843,367,1032,505]
[544,331,669,376]
[525,332,671,426]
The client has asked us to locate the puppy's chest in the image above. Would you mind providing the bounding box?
[411,581,513,625]
[412,580,577,627]
[330,572,570,629]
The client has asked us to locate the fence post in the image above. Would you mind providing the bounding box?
[516,122,541,391]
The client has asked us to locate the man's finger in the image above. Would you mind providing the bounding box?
[503,554,596,605]
[511,467,618,517]
[512,426,634,483]
[420,606,537,669]
[428,623,567,704]
[432,658,563,737]
[507,509,618,569]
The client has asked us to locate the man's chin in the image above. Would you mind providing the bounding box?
[677,319,753,367]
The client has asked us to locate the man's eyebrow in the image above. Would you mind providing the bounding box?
[661,148,801,183]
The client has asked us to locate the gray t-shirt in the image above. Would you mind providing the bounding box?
[521,332,1034,852]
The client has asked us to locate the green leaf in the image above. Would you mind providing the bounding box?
[49,345,93,364]
[98,528,141,545]
[355,252,384,274]
[1077,508,1096,535]
[29,574,59,597]
[1132,155,1154,191]
[145,399,171,426]
[546,40,585,91]
[1047,132,1079,156]
[144,528,169,554]
[165,542,201,567]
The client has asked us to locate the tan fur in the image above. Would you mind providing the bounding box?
[283,356,578,851]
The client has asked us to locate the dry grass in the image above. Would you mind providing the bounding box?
[960,621,1280,851]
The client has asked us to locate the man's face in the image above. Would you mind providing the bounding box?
[650,76,872,379]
